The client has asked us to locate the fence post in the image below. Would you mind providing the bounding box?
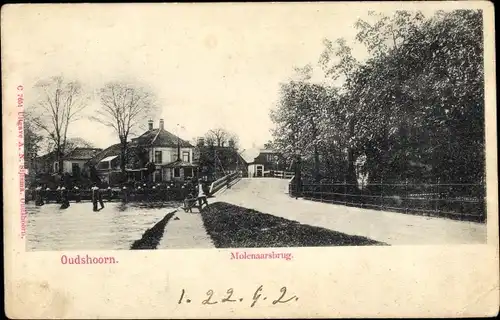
[344,179,347,206]
[405,178,408,215]
[380,178,384,209]
[434,178,439,217]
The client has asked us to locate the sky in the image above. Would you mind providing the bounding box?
[3,3,448,152]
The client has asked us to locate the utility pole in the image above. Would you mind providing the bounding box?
[176,124,181,161]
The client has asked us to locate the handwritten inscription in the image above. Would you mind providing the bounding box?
[178,285,299,307]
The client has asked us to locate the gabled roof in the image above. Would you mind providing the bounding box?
[258,149,278,154]
[37,148,102,161]
[87,142,149,167]
[240,148,260,163]
[132,128,193,148]
[87,143,122,166]
[63,148,102,160]
[240,148,280,163]
[37,150,58,161]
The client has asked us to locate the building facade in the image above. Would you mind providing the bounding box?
[91,119,196,184]
[34,148,102,176]
[241,148,285,178]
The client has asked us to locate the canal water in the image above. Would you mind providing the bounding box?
[25,201,181,251]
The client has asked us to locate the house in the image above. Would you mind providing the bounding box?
[241,148,286,178]
[90,119,197,184]
[87,143,137,184]
[34,147,102,176]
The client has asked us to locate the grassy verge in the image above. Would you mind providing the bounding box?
[130,210,177,250]
[201,202,385,247]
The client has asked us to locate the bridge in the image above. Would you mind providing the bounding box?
[205,176,486,245]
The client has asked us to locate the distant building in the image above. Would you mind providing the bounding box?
[241,148,285,178]
[193,142,248,180]
[34,147,102,176]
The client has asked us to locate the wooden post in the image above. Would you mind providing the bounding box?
[405,178,408,214]
[380,178,384,209]
[435,178,439,217]
[320,183,323,203]
[344,179,347,206]
[294,155,302,199]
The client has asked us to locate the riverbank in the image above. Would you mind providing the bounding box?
[26,202,181,251]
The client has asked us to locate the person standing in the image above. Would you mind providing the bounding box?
[74,186,81,203]
[60,186,70,209]
[91,184,104,211]
[98,185,105,209]
[91,185,99,212]
[35,185,44,206]
[196,180,209,210]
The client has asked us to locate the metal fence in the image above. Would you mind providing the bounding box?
[26,186,194,204]
[288,181,486,223]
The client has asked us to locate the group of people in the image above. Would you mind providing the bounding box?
[32,179,210,212]
[34,185,71,208]
[34,183,105,211]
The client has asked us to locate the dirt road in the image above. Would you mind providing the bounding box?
[215,178,487,245]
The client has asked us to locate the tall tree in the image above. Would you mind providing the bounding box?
[318,37,361,183]
[23,112,43,181]
[271,75,332,182]
[91,82,157,173]
[205,128,235,147]
[30,76,89,174]
[271,9,484,187]
[354,10,425,57]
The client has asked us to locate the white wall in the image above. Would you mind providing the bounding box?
[248,164,255,178]
[247,164,266,177]
[58,160,87,173]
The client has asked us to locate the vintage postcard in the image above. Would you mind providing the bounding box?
[2,2,499,318]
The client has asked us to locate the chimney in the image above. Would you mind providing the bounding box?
[148,119,153,130]
[197,137,205,147]
[159,119,164,130]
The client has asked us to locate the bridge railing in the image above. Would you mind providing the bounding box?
[287,181,486,223]
[265,170,295,179]
[209,171,241,195]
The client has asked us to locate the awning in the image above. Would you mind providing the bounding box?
[100,155,118,162]
[163,160,199,168]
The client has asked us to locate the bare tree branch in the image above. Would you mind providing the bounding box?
[94,81,158,173]
[30,76,89,174]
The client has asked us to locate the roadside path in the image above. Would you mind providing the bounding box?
[157,208,215,249]
[215,178,487,245]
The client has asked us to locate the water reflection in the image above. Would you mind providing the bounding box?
[26,201,181,251]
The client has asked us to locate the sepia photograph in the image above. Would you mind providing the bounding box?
[3,2,498,319]
[19,7,486,252]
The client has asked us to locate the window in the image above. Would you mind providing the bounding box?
[154,151,162,164]
[182,151,190,163]
[184,168,193,178]
[266,154,275,162]
[173,168,180,178]
[72,163,81,176]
